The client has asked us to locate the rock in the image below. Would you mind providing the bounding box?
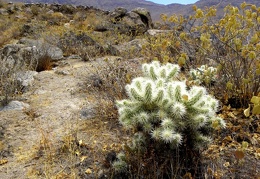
[0,101,29,111]
[46,10,54,14]
[80,106,96,119]
[67,55,82,60]
[103,44,119,56]
[107,7,153,35]
[49,4,60,12]
[54,70,70,75]
[131,7,153,28]
[147,29,173,36]
[88,75,103,88]
[0,44,37,70]
[20,22,47,36]
[105,151,117,164]
[93,22,110,32]
[0,8,8,15]
[0,39,63,77]
[46,46,63,60]
[64,23,70,29]
[118,11,146,35]
[113,39,147,55]
[19,38,63,60]
[6,4,15,14]
[1,44,26,57]
[21,24,34,35]
[16,71,38,90]
[60,4,76,14]
[109,7,127,20]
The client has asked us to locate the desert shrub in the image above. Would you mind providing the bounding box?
[82,12,106,31]
[141,32,182,64]
[0,21,23,47]
[39,11,69,26]
[143,3,260,107]
[189,65,218,88]
[73,11,87,22]
[85,57,142,121]
[51,12,69,25]
[113,61,225,178]
[31,4,40,16]
[36,54,53,72]
[0,0,5,8]
[58,31,104,59]
[192,3,260,107]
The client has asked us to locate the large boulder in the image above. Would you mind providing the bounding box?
[0,44,38,70]
[19,38,63,60]
[107,7,153,35]
[109,7,127,20]
[0,38,63,74]
[122,11,147,34]
[131,7,153,29]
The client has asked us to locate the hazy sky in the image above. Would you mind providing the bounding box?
[149,0,198,5]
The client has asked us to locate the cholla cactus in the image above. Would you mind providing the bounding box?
[116,61,225,150]
[112,152,127,172]
[190,65,218,85]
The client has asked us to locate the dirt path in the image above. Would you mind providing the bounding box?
[0,57,126,178]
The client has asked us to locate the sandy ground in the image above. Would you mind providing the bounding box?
[0,57,128,178]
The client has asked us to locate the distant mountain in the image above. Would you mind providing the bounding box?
[5,0,260,21]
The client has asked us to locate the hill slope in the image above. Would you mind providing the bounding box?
[4,0,260,21]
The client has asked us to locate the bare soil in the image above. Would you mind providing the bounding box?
[0,57,128,179]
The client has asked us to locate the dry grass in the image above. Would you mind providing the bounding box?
[83,57,143,122]
[36,55,53,72]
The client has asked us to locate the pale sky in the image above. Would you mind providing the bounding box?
[149,0,198,5]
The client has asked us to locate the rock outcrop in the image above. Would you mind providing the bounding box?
[19,38,63,60]
[108,7,153,35]
[0,38,63,67]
